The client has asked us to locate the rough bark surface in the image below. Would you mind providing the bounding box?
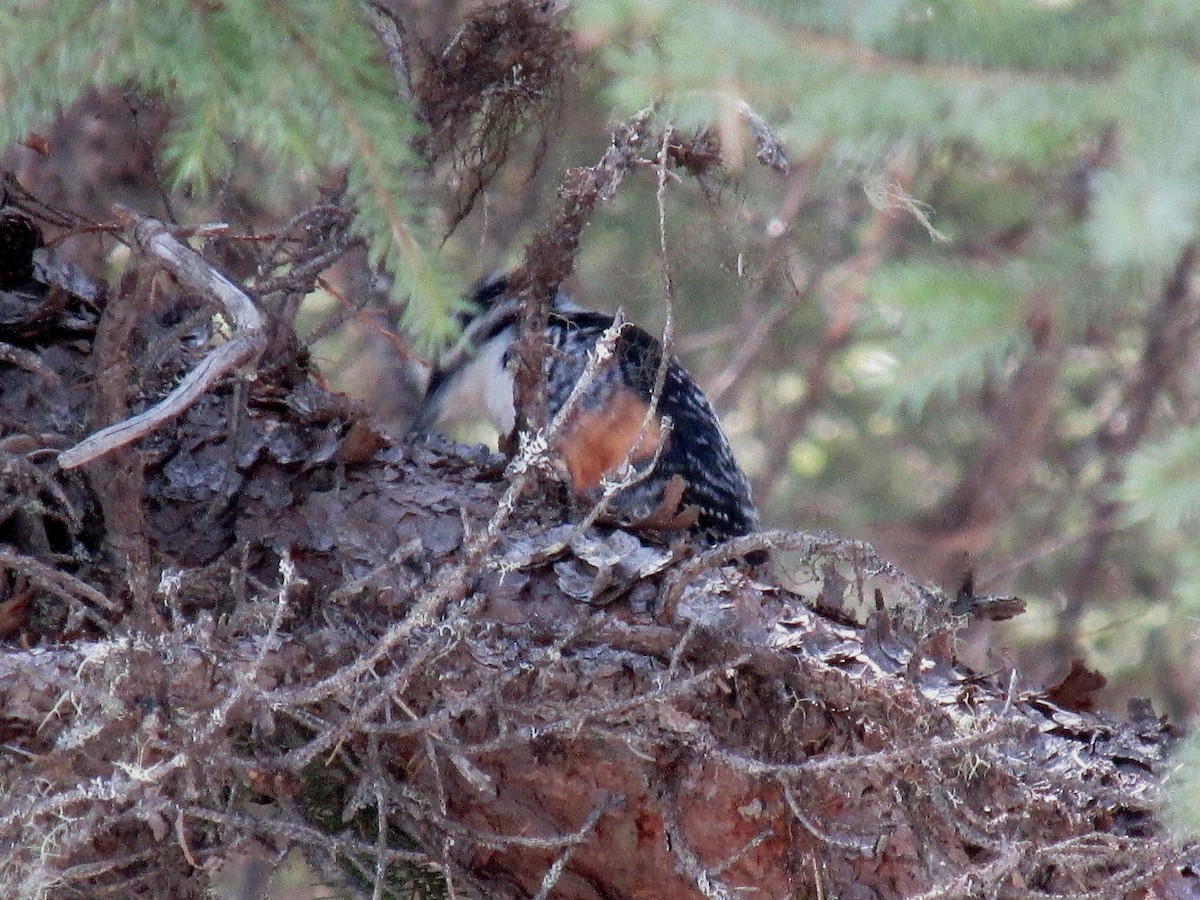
[0,205,1197,900]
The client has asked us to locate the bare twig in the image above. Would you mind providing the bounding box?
[661,773,737,900]
[453,654,751,756]
[362,1,417,107]
[174,810,198,869]
[905,846,1024,899]
[0,342,61,384]
[736,99,789,174]
[510,106,656,433]
[711,827,775,876]
[182,805,429,866]
[783,783,875,854]
[0,548,118,613]
[511,125,683,555]
[691,718,1026,782]
[58,207,266,469]
[531,796,618,900]
[700,144,826,408]
[251,203,359,298]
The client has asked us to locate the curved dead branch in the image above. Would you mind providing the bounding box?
[57,206,265,470]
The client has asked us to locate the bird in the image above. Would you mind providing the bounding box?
[411,274,759,545]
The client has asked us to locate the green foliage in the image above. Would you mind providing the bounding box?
[868,261,1028,414]
[578,0,1100,166]
[0,0,460,349]
[1168,543,1200,622]
[1122,429,1200,536]
[1089,51,1200,277]
[754,0,1200,70]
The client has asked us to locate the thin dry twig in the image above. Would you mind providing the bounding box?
[751,149,914,506]
[0,548,119,614]
[711,827,775,876]
[362,1,416,107]
[516,125,685,557]
[58,207,266,469]
[531,796,620,900]
[452,654,752,756]
[250,204,360,299]
[905,846,1025,900]
[182,805,429,866]
[736,99,789,174]
[694,718,1027,782]
[783,783,875,854]
[661,773,738,900]
[0,341,62,384]
[511,106,656,433]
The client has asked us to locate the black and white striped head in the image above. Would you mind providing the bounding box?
[410,274,574,436]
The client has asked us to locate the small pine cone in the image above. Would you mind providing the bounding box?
[0,210,45,289]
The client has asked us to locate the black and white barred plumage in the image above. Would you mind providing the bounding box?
[412,275,759,543]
